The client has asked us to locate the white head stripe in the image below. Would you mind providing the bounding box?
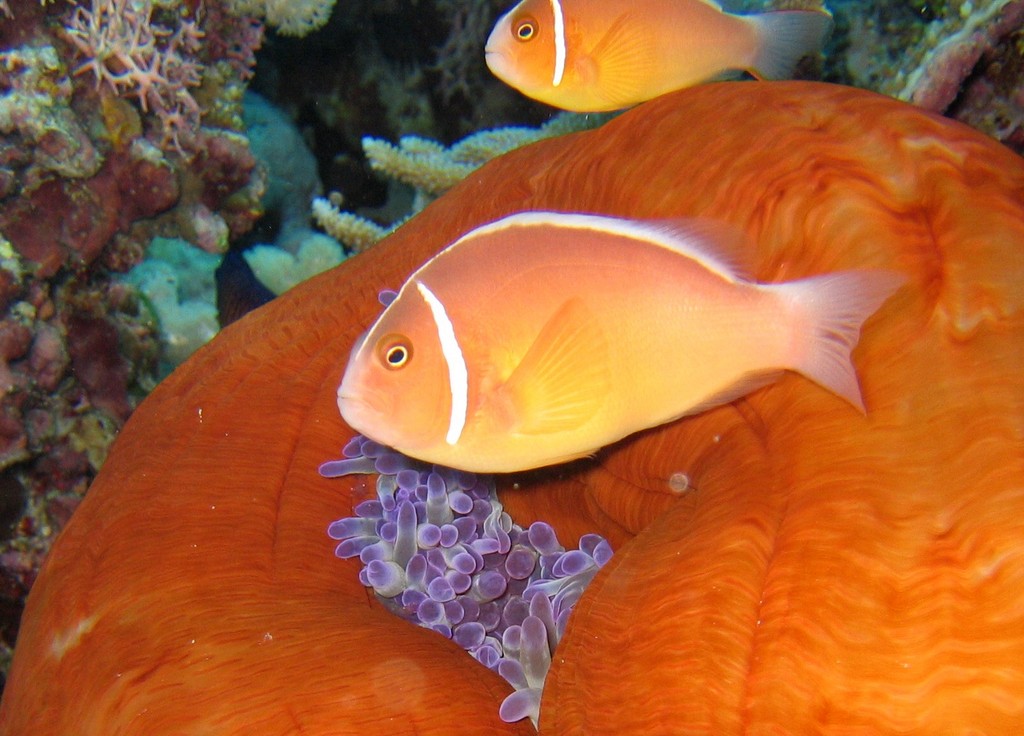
[415,281,468,445]
[550,0,566,86]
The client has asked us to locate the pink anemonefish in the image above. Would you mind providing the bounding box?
[485,0,834,112]
[337,212,903,473]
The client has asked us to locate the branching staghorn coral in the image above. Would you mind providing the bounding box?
[311,196,394,254]
[363,114,614,195]
[224,0,337,36]
[312,112,613,252]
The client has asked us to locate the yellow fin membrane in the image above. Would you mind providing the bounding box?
[587,13,660,108]
[501,298,610,435]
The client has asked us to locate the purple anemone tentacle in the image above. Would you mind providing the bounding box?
[321,434,614,728]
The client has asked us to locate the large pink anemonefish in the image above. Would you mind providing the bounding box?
[337,211,903,473]
[485,0,833,111]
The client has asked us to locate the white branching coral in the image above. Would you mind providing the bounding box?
[361,114,613,196]
[225,0,336,36]
[311,197,394,254]
[362,136,477,196]
[313,112,613,252]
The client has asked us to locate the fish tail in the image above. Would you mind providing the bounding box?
[776,270,905,412]
[746,10,833,80]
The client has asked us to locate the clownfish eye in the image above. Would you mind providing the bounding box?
[386,345,408,366]
[378,335,412,370]
[513,16,537,41]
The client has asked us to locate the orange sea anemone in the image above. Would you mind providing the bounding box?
[2,81,1023,734]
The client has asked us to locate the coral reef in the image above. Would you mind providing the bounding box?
[64,0,205,153]
[310,195,392,253]
[0,0,280,679]
[123,91,337,369]
[225,0,338,37]
[363,114,611,196]
[0,0,1021,710]
[0,243,160,685]
[243,233,344,294]
[246,0,547,235]
[242,92,322,250]
[0,1,267,268]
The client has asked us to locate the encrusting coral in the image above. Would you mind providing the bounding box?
[123,238,221,371]
[0,0,278,664]
[837,0,1024,151]
[243,233,345,294]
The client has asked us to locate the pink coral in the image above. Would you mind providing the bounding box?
[902,0,1024,111]
[63,0,205,153]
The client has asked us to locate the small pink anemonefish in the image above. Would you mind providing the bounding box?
[485,0,833,111]
[337,212,902,473]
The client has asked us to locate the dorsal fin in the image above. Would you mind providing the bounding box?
[628,217,756,281]
[501,211,755,282]
[436,210,758,282]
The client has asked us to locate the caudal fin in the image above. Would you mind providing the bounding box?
[747,10,833,80]
[776,270,905,412]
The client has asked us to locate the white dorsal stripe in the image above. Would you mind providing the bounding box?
[550,0,566,86]
[415,281,468,445]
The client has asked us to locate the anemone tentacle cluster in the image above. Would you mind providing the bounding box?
[321,435,613,726]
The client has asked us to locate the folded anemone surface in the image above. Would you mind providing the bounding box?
[2,81,1023,734]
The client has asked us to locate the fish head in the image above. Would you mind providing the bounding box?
[486,0,561,100]
[337,287,452,454]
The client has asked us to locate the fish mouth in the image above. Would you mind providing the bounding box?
[337,390,371,413]
[484,50,509,79]
[338,392,405,450]
[338,389,392,424]
[337,393,372,434]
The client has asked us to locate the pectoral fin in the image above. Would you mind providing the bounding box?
[585,13,660,108]
[500,298,610,435]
